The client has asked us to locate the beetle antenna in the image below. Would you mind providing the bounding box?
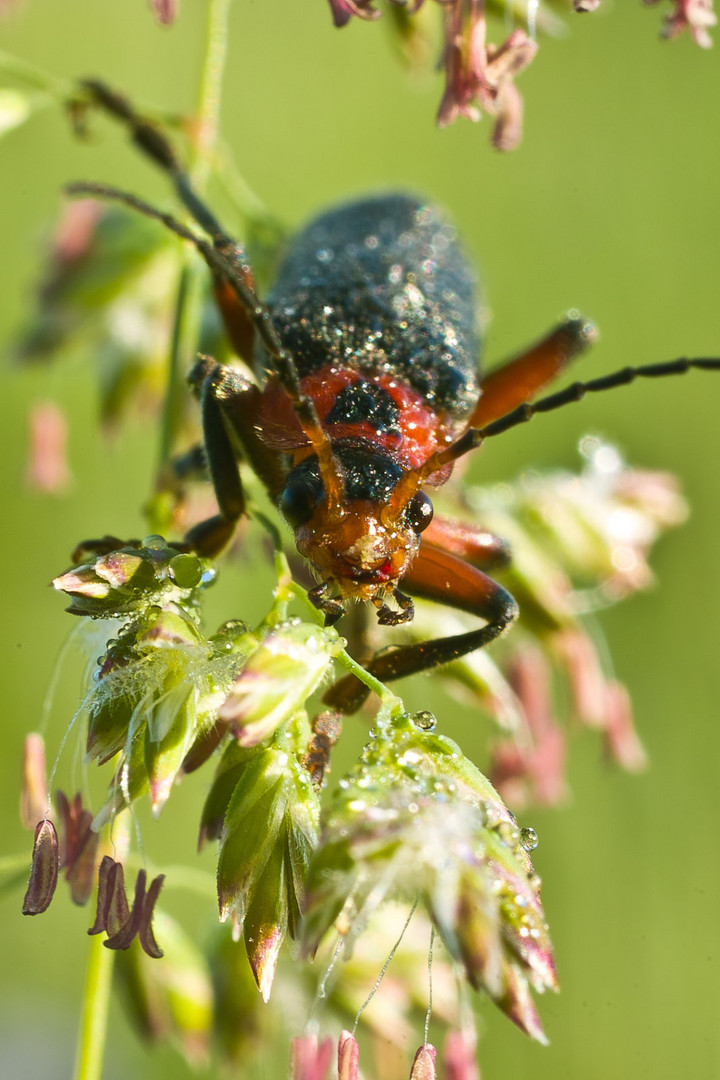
[70,81,346,503]
[416,355,720,473]
[79,80,236,252]
[480,355,720,439]
[65,180,344,503]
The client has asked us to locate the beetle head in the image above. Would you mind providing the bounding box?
[279,444,434,624]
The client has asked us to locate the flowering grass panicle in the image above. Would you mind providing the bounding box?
[324,0,715,146]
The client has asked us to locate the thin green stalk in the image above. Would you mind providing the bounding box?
[72,933,115,1080]
[0,47,70,95]
[334,647,404,712]
[73,5,236,1070]
[189,0,232,190]
[156,259,194,480]
[153,0,233,503]
[286,571,404,707]
[72,813,131,1080]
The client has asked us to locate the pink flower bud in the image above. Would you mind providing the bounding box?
[26,402,71,494]
[149,0,178,24]
[290,1033,333,1080]
[410,1044,437,1080]
[444,1029,481,1080]
[20,734,47,830]
[444,1028,479,1080]
[338,1031,360,1080]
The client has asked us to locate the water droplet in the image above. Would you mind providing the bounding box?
[143,534,166,550]
[520,826,539,852]
[413,710,436,731]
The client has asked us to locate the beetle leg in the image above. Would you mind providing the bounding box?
[422,514,511,571]
[184,373,246,557]
[374,589,415,627]
[184,358,286,556]
[212,275,256,365]
[308,582,345,626]
[471,314,597,428]
[167,442,207,483]
[324,542,518,713]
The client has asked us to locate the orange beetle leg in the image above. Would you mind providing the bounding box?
[422,514,511,571]
[471,315,596,428]
[324,541,518,713]
[213,275,256,364]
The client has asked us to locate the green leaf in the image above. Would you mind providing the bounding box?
[198,740,261,847]
[216,746,319,999]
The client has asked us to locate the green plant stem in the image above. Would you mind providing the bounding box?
[287,574,404,707]
[189,0,232,191]
[72,933,115,1080]
[0,47,70,95]
[72,813,131,1080]
[156,259,195,477]
[335,648,404,712]
[154,0,233,505]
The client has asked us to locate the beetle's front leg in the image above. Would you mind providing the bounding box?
[184,359,286,556]
[324,542,518,714]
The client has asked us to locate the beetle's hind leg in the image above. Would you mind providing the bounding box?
[472,314,597,428]
[324,541,518,714]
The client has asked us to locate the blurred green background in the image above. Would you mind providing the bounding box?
[1,1,719,1078]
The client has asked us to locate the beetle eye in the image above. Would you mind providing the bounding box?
[406,491,434,533]
[279,478,322,528]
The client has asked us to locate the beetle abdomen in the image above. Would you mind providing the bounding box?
[264,194,482,420]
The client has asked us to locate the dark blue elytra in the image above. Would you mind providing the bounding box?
[265,194,483,420]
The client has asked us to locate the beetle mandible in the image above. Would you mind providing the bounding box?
[70,81,720,713]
